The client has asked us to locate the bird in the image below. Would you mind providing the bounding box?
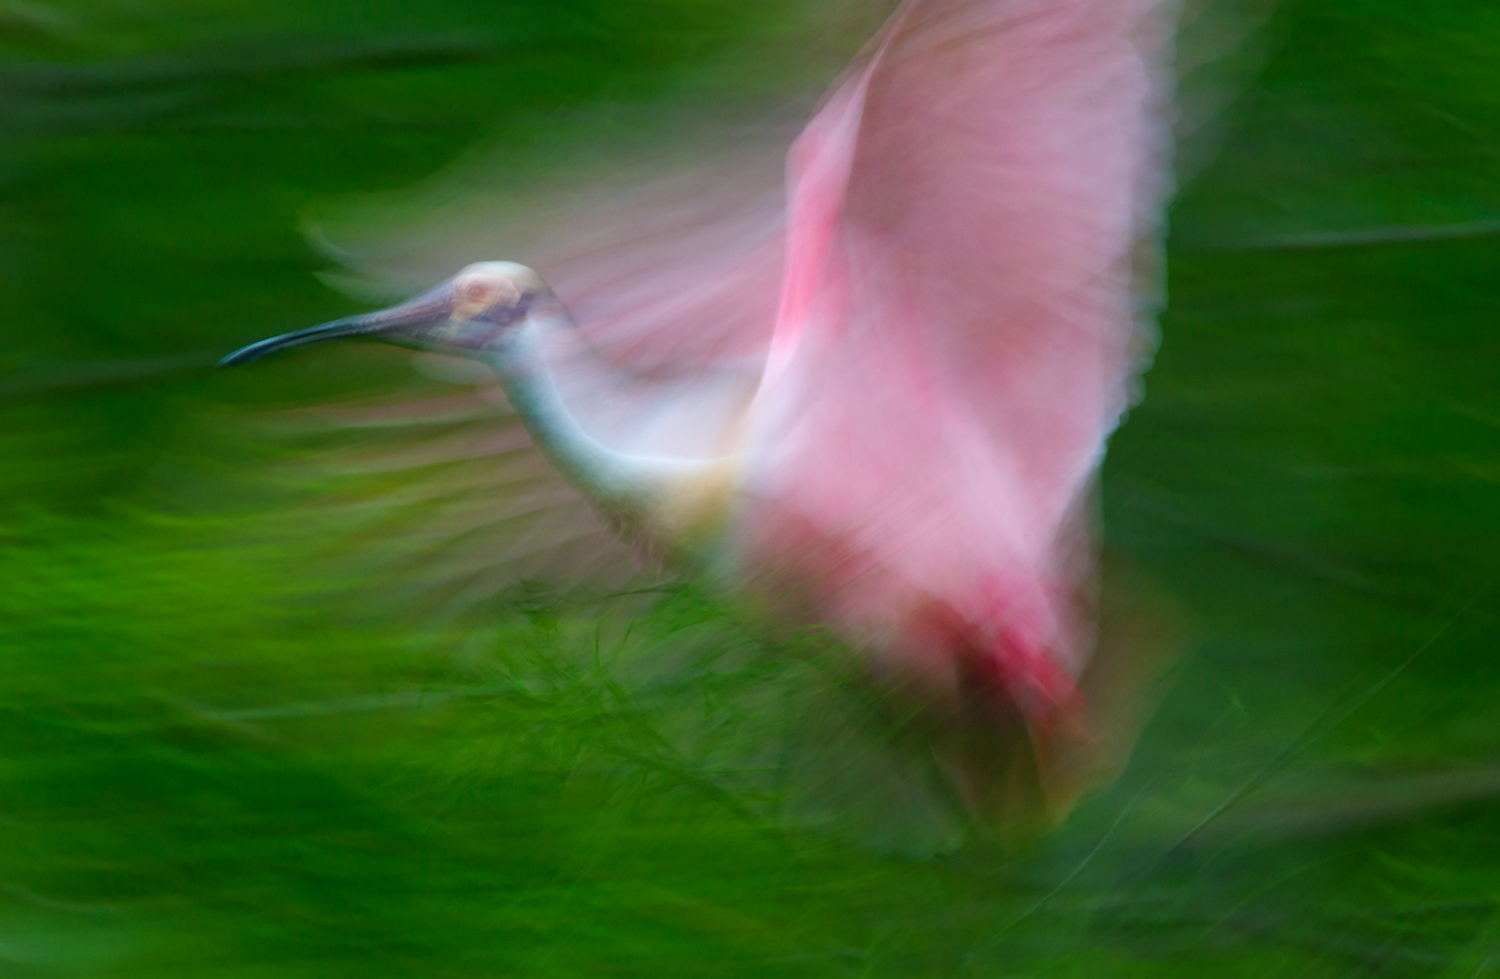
[221,0,1175,819]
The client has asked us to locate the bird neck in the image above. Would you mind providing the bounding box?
[481,308,740,562]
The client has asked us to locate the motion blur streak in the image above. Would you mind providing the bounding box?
[17,0,1500,974]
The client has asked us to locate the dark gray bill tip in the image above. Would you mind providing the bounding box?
[217,338,284,369]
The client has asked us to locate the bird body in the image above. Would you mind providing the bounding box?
[223,0,1174,810]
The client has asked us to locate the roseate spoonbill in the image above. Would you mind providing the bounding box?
[222,0,1175,816]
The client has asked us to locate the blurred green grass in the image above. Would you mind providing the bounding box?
[5,0,1500,975]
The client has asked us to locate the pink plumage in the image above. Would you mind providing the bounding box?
[747,0,1167,707]
[550,0,1170,719]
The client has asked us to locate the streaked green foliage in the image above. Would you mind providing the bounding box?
[5,0,1500,974]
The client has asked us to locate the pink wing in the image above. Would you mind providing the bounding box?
[736,0,1172,712]
[536,147,790,377]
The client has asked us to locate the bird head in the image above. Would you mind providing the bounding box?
[218,262,552,368]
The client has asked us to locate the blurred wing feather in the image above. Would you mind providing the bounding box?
[265,383,648,622]
[739,0,1174,682]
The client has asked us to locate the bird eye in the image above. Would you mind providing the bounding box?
[456,277,520,310]
[458,280,494,304]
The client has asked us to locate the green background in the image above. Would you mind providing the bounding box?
[4,0,1500,974]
